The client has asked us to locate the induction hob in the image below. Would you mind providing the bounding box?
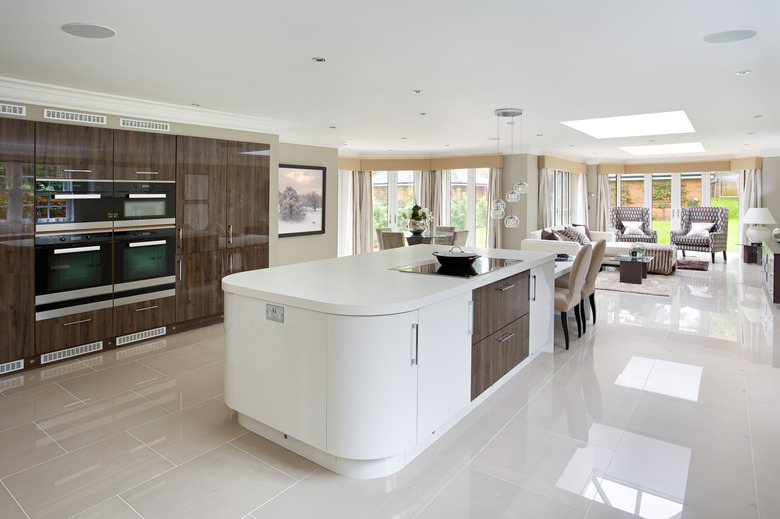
[392,256,522,277]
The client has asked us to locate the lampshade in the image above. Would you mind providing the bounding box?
[743,207,776,225]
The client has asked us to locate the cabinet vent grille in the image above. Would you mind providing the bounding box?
[116,338,167,359]
[0,103,26,116]
[0,359,24,376]
[40,341,103,365]
[119,118,170,132]
[43,109,106,125]
[0,375,24,391]
[117,327,167,346]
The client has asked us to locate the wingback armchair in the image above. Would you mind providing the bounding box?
[609,206,658,243]
[670,206,729,262]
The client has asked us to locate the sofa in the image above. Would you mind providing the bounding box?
[521,225,677,274]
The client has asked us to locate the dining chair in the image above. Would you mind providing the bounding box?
[452,229,468,246]
[554,243,592,350]
[578,239,606,332]
[432,226,455,245]
[375,227,391,249]
[381,231,405,249]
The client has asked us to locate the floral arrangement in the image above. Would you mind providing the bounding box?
[406,204,430,221]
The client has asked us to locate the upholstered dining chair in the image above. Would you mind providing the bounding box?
[555,239,605,334]
[375,227,391,249]
[609,206,658,243]
[554,243,593,350]
[670,206,728,262]
[452,229,469,246]
[381,231,405,249]
[432,226,455,245]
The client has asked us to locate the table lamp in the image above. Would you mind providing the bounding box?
[743,207,776,244]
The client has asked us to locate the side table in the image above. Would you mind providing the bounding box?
[612,254,655,284]
[741,243,762,264]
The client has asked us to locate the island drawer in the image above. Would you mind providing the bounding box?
[471,314,530,400]
[471,270,530,344]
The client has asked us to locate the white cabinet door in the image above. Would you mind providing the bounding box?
[326,311,418,460]
[529,263,555,354]
[417,292,472,439]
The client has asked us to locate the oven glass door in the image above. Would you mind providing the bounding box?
[35,179,114,231]
[114,227,176,305]
[113,181,175,228]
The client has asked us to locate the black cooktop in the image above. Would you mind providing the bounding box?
[392,257,522,277]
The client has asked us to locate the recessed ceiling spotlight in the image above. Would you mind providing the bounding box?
[311,57,326,63]
[536,134,543,137]
[444,144,450,147]
[419,112,427,116]
[748,132,755,135]
[328,126,336,129]
[488,137,501,141]
[191,103,201,107]
[754,115,764,118]
[400,137,407,140]
[411,90,422,94]
[62,23,116,39]
[736,70,751,76]
[703,30,757,43]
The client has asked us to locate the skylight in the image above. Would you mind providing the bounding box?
[561,111,695,139]
[619,142,705,156]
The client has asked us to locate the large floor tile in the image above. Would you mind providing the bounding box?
[0,484,27,519]
[135,363,224,412]
[57,362,168,402]
[137,343,222,377]
[0,383,82,432]
[3,433,173,519]
[121,443,295,519]
[0,422,66,478]
[37,391,170,451]
[451,395,524,440]
[70,496,144,519]
[230,432,320,481]
[418,467,586,519]
[0,359,96,396]
[128,398,245,465]
[250,469,432,519]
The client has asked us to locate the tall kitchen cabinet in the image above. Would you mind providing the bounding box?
[0,118,35,365]
[35,122,113,180]
[175,136,269,324]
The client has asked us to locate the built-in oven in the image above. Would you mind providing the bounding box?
[34,231,113,320]
[112,181,175,228]
[113,227,176,306]
[35,179,114,231]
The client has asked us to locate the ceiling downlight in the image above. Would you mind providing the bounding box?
[62,23,116,39]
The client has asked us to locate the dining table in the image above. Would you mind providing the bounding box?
[404,230,453,246]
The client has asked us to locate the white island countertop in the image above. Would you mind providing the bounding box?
[222,245,555,316]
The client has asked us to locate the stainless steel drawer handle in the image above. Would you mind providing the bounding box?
[135,305,159,312]
[496,283,516,292]
[497,332,515,343]
[64,318,92,326]
[135,171,159,175]
[63,169,92,173]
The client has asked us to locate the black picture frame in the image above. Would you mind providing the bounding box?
[278,164,326,237]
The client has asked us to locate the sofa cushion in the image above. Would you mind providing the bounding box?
[687,221,714,238]
[557,226,589,245]
[622,220,645,235]
[569,224,591,242]
[541,229,560,240]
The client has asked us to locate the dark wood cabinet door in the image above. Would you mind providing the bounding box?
[35,308,114,355]
[225,141,270,249]
[35,122,113,179]
[470,315,530,400]
[176,136,226,253]
[114,130,176,181]
[0,118,35,363]
[472,271,530,344]
[175,251,223,322]
[224,245,268,276]
[114,296,176,338]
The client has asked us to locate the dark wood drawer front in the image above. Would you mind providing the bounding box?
[472,271,530,344]
[471,314,530,400]
[35,308,114,355]
[114,296,176,337]
[114,130,176,181]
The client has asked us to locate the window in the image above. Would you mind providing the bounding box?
[549,170,571,226]
[371,171,414,249]
[448,169,488,247]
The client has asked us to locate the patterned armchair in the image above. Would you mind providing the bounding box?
[609,206,658,243]
[670,206,729,262]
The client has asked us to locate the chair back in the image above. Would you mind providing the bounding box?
[433,226,455,245]
[375,227,391,249]
[555,243,592,312]
[452,229,469,246]
[581,239,606,299]
[680,206,729,233]
[610,206,651,233]
[381,231,405,249]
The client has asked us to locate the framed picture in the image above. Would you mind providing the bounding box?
[278,164,326,237]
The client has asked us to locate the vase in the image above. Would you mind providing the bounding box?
[408,219,427,235]
[774,227,780,243]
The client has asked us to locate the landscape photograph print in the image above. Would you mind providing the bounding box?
[278,164,325,237]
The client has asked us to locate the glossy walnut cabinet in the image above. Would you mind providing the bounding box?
[35,122,113,180]
[35,308,114,355]
[114,296,176,338]
[225,141,270,249]
[0,118,36,364]
[176,250,224,322]
[114,130,176,181]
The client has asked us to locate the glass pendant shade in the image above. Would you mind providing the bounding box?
[513,181,529,195]
[504,214,520,228]
[505,190,520,203]
[491,199,506,210]
[490,207,505,219]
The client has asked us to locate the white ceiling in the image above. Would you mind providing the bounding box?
[1,0,778,164]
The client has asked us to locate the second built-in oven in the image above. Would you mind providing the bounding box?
[113,227,176,306]
[113,181,175,228]
[35,179,114,232]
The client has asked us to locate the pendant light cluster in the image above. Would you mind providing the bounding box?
[490,108,528,228]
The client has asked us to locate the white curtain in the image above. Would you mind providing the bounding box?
[573,173,589,225]
[337,170,353,256]
[351,171,374,254]
[486,167,502,248]
[740,168,763,242]
[596,173,611,231]
[419,170,448,227]
[538,168,552,229]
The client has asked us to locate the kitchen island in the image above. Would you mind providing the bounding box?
[222,245,556,478]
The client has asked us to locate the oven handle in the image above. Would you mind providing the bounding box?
[127,193,167,199]
[128,240,168,248]
[54,245,101,255]
[53,194,102,200]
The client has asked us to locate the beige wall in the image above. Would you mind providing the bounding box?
[274,143,339,266]
[501,153,538,249]
[762,156,780,226]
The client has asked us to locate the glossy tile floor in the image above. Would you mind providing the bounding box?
[1,252,778,518]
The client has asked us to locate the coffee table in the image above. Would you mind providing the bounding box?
[612,254,655,284]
